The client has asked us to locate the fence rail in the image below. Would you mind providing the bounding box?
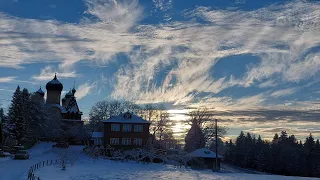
[28,159,60,180]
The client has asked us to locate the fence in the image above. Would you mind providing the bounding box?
[27,159,60,180]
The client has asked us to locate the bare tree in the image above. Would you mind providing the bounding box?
[88,100,140,133]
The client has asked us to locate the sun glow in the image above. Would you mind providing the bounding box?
[167,109,190,141]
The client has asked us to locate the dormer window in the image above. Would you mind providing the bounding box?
[123,112,132,119]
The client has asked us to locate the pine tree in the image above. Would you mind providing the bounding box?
[0,108,4,122]
[235,131,246,167]
[25,93,46,142]
[0,108,3,145]
[184,119,205,153]
[7,86,23,144]
[19,88,30,144]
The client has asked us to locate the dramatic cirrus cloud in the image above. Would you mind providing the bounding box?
[0,0,319,140]
[75,82,95,100]
[270,88,297,98]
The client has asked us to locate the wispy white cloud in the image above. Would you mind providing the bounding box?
[32,66,81,81]
[270,88,297,98]
[0,76,16,83]
[0,0,319,112]
[75,82,95,100]
[258,80,277,88]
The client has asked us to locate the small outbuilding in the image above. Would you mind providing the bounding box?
[91,132,104,146]
[188,148,223,170]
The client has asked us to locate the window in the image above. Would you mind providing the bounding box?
[122,138,131,145]
[122,124,132,132]
[110,138,119,145]
[134,125,143,132]
[111,124,120,131]
[133,138,142,146]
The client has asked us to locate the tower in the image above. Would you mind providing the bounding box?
[45,74,63,105]
[36,86,45,98]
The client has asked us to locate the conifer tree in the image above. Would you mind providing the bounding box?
[184,119,205,152]
[0,108,3,145]
[7,86,23,144]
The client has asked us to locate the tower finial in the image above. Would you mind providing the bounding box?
[54,73,57,80]
[72,81,76,95]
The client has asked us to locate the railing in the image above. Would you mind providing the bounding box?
[27,159,60,180]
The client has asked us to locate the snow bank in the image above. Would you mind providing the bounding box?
[35,158,316,180]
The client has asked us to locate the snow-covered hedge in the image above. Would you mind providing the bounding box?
[84,145,197,167]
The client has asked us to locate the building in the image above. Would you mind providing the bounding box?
[93,112,151,148]
[35,74,84,143]
[40,74,83,126]
[91,132,104,146]
[188,148,223,170]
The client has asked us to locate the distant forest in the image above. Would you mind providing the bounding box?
[224,131,320,178]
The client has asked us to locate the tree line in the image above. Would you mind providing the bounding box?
[224,131,320,177]
[0,86,75,148]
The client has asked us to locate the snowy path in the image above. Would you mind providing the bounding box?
[0,142,84,180]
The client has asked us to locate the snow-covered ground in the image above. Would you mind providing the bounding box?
[0,143,318,180]
[0,142,83,180]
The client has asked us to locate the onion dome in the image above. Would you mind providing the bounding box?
[46,74,63,91]
[36,86,45,96]
[66,89,73,97]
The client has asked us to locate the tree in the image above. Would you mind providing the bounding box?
[188,107,227,143]
[6,86,23,144]
[0,108,3,146]
[208,138,225,155]
[19,88,30,143]
[0,108,4,122]
[88,100,140,133]
[184,118,205,152]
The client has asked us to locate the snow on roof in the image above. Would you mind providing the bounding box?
[189,148,223,159]
[62,119,83,122]
[103,113,150,124]
[91,132,104,138]
[36,87,45,95]
[66,90,73,96]
[49,79,62,84]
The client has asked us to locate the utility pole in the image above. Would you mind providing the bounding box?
[215,118,218,171]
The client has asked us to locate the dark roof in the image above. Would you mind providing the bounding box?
[103,112,150,124]
[36,87,45,95]
[46,74,63,91]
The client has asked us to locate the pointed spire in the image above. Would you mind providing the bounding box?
[53,73,57,80]
[72,81,76,95]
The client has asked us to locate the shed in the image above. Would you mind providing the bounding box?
[91,132,104,146]
[188,148,223,170]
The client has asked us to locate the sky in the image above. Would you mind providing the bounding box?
[0,0,319,141]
